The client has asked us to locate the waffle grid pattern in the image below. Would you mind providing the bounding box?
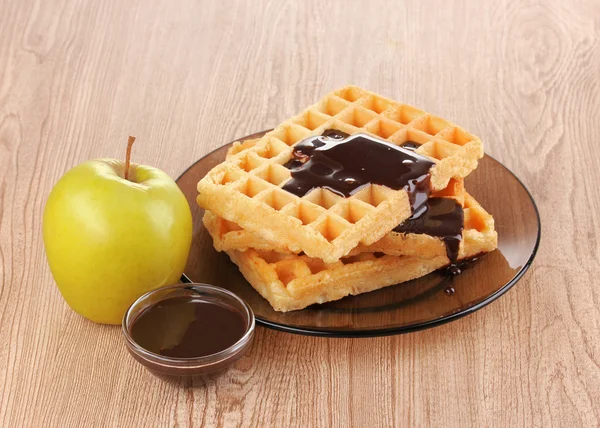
[197,86,484,263]
[226,207,494,312]
[227,248,450,312]
[205,184,496,260]
[202,178,463,254]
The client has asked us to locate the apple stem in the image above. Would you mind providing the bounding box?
[124,136,136,180]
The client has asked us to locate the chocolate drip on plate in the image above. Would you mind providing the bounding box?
[442,255,481,276]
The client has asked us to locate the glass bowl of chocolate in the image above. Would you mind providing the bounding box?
[122,283,255,379]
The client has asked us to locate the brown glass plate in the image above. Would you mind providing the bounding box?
[176,131,540,337]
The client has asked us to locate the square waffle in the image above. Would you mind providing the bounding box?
[203,180,496,260]
[224,191,496,312]
[227,250,449,312]
[197,86,484,263]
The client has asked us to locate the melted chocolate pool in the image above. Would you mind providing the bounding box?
[130,297,247,358]
[282,131,435,198]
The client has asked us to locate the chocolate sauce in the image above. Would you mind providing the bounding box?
[446,265,463,276]
[444,286,456,295]
[443,255,480,276]
[130,297,247,358]
[394,197,464,262]
[321,129,349,140]
[281,130,466,262]
[282,131,435,198]
[399,141,421,151]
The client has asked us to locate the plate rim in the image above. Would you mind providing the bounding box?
[178,130,542,338]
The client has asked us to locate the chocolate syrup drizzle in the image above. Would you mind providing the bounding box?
[282,130,435,198]
[394,197,464,262]
[443,255,480,276]
[282,129,465,263]
[399,141,421,151]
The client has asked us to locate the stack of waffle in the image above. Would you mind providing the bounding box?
[197,86,497,312]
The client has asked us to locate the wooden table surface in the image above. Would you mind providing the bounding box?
[1,0,599,426]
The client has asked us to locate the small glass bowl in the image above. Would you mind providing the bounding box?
[122,283,255,380]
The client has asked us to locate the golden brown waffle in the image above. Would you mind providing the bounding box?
[197,86,484,263]
[207,192,497,311]
[204,181,496,260]
[225,199,496,312]
[356,191,497,258]
[227,138,260,158]
[227,250,449,312]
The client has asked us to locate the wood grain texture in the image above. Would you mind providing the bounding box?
[1,0,599,426]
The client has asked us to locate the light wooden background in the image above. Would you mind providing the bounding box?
[1,0,599,426]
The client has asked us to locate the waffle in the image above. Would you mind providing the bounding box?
[227,250,447,312]
[356,191,497,258]
[225,198,496,312]
[204,180,496,261]
[227,138,260,158]
[197,86,484,263]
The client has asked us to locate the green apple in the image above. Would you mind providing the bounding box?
[43,138,192,325]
